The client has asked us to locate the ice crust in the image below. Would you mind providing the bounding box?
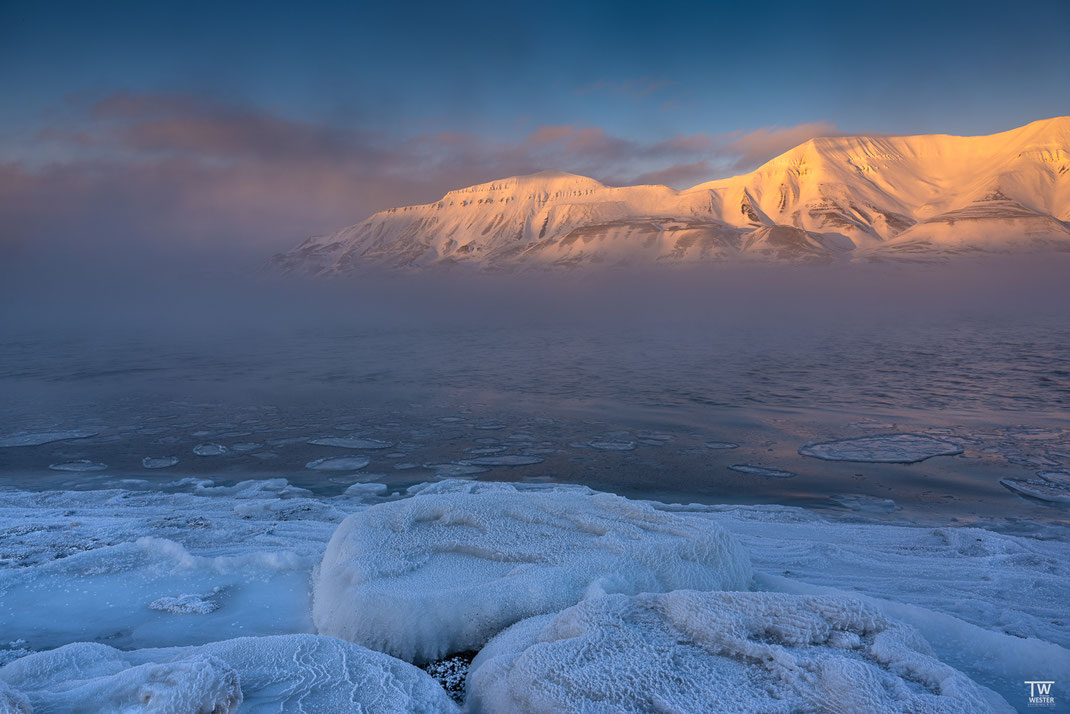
[0,635,458,714]
[800,433,964,463]
[467,591,1013,713]
[312,481,751,662]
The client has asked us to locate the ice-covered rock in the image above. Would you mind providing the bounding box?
[0,430,98,448]
[0,635,458,714]
[305,456,371,471]
[0,680,30,714]
[308,436,393,449]
[467,591,1012,713]
[800,433,963,463]
[312,481,750,662]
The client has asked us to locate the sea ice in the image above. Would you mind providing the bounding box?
[0,430,98,448]
[799,433,964,463]
[1000,472,1070,504]
[466,591,1012,713]
[311,481,750,662]
[829,493,900,514]
[587,440,636,451]
[308,436,393,449]
[424,463,490,478]
[464,446,508,455]
[141,456,179,469]
[149,593,220,615]
[727,464,796,478]
[47,460,107,472]
[229,442,262,452]
[463,454,544,466]
[305,456,371,471]
[704,441,740,449]
[0,635,458,714]
[193,443,228,456]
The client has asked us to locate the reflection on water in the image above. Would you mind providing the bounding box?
[1,310,1067,529]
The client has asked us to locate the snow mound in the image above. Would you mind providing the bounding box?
[0,430,97,448]
[0,635,458,714]
[312,480,751,662]
[467,591,1011,714]
[800,433,963,463]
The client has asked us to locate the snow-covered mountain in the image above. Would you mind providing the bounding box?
[271,117,1070,272]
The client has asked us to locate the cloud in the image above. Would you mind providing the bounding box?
[1,92,841,269]
[717,121,841,170]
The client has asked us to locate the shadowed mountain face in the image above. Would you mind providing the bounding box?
[272,118,1070,273]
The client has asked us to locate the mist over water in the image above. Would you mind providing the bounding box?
[2,256,1069,525]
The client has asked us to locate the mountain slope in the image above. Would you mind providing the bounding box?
[271,117,1070,272]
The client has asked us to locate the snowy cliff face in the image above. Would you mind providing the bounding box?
[271,118,1070,272]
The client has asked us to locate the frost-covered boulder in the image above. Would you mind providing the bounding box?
[0,634,458,713]
[467,591,1012,713]
[312,481,751,662]
[0,679,31,714]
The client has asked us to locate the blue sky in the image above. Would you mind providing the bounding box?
[1,0,1068,261]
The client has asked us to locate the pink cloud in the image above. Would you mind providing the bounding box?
[1,92,841,267]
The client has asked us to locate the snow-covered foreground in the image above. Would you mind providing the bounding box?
[0,479,1067,712]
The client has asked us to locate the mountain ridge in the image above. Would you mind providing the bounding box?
[271,117,1070,272]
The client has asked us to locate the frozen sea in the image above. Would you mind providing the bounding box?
[2,311,1068,527]
[1,270,1068,712]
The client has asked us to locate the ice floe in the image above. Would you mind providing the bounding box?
[149,592,220,615]
[305,456,371,471]
[0,430,98,448]
[463,454,544,466]
[141,456,179,469]
[47,460,107,472]
[704,441,740,449]
[587,440,636,451]
[308,436,393,449]
[0,635,458,714]
[727,463,796,478]
[311,481,750,662]
[424,463,490,479]
[192,443,228,456]
[467,591,1012,713]
[1001,471,1070,504]
[800,433,963,463]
